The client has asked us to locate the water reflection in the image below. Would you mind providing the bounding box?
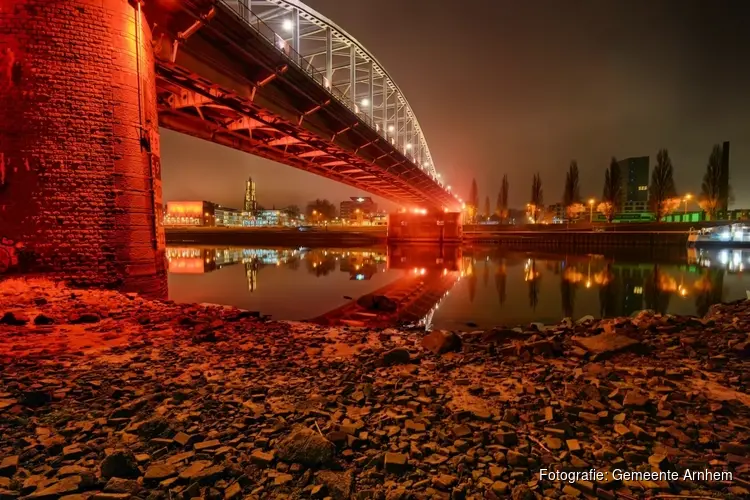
[167,245,747,330]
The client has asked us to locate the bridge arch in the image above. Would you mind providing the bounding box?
[222,0,442,181]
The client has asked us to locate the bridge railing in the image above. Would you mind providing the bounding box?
[220,1,379,129]
[218,0,443,183]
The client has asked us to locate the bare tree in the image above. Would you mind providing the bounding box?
[530,172,543,223]
[497,174,509,222]
[649,149,677,222]
[563,160,581,208]
[700,144,723,220]
[601,157,622,222]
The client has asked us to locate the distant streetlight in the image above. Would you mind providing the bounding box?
[387,125,395,133]
[282,19,294,32]
[361,98,370,107]
[405,143,412,150]
[588,198,596,223]
[683,193,692,215]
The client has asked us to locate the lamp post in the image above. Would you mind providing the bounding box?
[683,193,692,215]
[588,198,595,223]
[312,209,318,226]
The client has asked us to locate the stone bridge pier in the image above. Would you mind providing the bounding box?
[0,0,167,296]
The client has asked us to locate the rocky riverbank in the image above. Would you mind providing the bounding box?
[1,278,749,500]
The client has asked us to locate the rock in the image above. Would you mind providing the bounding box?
[0,457,18,478]
[381,348,410,366]
[357,295,397,312]
[103,478,140,495]
[572,331,644,357]
[28,476,83,499]
[0,312,27,326]
[70,313,101,324]
[276,427,335,467]
[421,330,462,355]
[383,452,408,473]
[250,450,274,467]
[33,314,55,325]
[511,485,534,500]
[623,390,650,408]
[491,481,509,495]
[315,471,353,500]
[143,463,177,481]
[495,431,517,446]
[100,450,139,479]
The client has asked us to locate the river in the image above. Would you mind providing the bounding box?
[167,245,748,330]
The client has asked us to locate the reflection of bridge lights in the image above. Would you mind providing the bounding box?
[282,19,294,32]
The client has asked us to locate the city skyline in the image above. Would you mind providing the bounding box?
[162,0,750,210]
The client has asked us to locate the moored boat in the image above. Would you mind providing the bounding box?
[688,224,750,248]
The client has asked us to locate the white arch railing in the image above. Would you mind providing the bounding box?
[219,0,452,193]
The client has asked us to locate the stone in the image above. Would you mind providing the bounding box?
[28,476,83,499]
[495,431,517,446]
[572,331,643,357]
[194,439,221,451]
[0,457,18,478]
[491,481,509,495]
[70,313,101,324]
[100,450,139,479]
[315,471,353,500]
[33,314,55,325]
[224,482,241,500]
[276,427,335,467]
[103,478,140,495]
[250,450,274,467]
[143,463,177,481]
[381,348,410,366]
[623,391,650,408]
[383,452,408,473]
[421,330,462,355]
[511,485,535,500]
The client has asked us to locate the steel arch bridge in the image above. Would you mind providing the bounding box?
[151,0,461,210]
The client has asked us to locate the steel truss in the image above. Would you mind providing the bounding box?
[219,0,447,187]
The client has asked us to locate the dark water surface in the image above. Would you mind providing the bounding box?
[167,245,748,330]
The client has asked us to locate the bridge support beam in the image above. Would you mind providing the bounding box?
[0,0,167,295]
[387,211,463,243]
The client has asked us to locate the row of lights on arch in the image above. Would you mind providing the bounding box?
[276,16,459,205]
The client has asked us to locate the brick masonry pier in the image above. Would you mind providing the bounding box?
[0,0,167,295]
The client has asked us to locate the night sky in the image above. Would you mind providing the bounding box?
[162,0,750,211]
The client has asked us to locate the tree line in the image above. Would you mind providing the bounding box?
[466,143,729,223]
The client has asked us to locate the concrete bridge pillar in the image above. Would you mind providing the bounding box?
[0,0,167,295]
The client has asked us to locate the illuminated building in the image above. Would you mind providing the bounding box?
[164,201,245,227]
[617,156,650,213]
[244,177,258,213]
[164,201,214,226]
[340,196,378,220]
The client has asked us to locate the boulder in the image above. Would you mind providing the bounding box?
[381,348,410,366]
[100,450,139,479]
[276,427,335,467]
[315,471,353,500]
[421,330,461,355]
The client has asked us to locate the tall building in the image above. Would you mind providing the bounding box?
[340,196,378,220]
[617,156,649,213]
[719,141,730,213]
[244,177,257,213]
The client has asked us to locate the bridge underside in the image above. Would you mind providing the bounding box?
[153,2,457,210]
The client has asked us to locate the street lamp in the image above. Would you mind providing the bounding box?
[683,193,692,215]
[588,198,595,223]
